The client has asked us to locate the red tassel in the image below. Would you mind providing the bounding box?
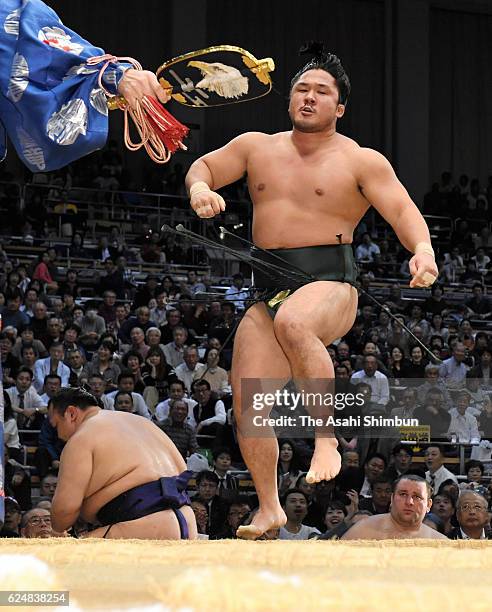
[142,96,189,154]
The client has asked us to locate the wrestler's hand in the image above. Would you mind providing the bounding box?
[190,182,226,218]
[118,69,171,108]
[408,252,438,288]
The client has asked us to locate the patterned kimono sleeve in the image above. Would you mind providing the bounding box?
[0,0,130,172]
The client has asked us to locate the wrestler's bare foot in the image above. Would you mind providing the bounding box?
[236,506,287,540]
[306,437,341,484]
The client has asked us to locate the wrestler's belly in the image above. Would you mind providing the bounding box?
[84,506,198,540]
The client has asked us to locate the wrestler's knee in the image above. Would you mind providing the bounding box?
[273,311,311,349]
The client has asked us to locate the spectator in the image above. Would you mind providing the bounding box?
[185,270,206,296]
[390,388,418,420]
[450,492,490,540]
[36,417,64,479]
[32,252,58,293]
[2,288,30,330]
[6,367,46,428]
[355,233,380,262]
[360,453,387,498]
[0,333,21,388]
[2,392,23,463]
[191,379,226,437]
[154,379,197,426]
[201,348,230,396]
[39,374,62,406]
[121,351,145,393]
[12,327,47,361]
[414,389,451,438]
[118,306,155,344]
[190,500,209,538]
[158,398,198,459]
[20,508,53,538]
[98,290,118,326]
[277,439,304,496]
[439,343,469,389]
[45,317,64,350]
[387,345,410,383]
[20,344,38,370]
[350,355,390,407]
[40,473,58,500]
[416,364,452,407]
[113,391,135,413]
[174,346,207,393]
[79,306,106,351]
[159,308,185,345]
[128,327,149,360]
[149,291,170,327]
[386,443,413,481]
[162,326,188,368]
[465,283,492,320]
[212,498,252,539]
[88,373,114,410]
[224,273,249,312]
[211,448,238,497]
[81,341,120,391]
[194,470,229,538]
[30,302,49,346]
[141,347,175,408]
[279,489,320,540]
[33,343,70,392]
[0,497,22,538]
[465,460,485,484]
[145,327,166,354]
[359,475,392,514]
[422,284,451,317]
[424,445,458,492]
[104,372,152,418]
[432,492,456,537]
[67,349,85,386]
[133,274,161,308]
[447,390,480,444]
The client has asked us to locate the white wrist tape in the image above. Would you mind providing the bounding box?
[414,242,435,258]
[190,181,212,198]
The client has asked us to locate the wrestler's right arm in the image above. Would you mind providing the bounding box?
[185,132,259,218]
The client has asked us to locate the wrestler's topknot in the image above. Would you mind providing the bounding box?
[290,41,351,105]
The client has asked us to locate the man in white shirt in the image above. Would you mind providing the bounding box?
[424,445,458,493]
[162,326,188,369]
[447,390,480,443]
[350,355,389,406]
[104,371,151,419]
[191,379,226,435]
[154,379,197,426]
[149,291,170,327]
[33,343,70,392]
[279,490,320,540]
[7,367,47,423]
[355,233,380,262]
[174,346,207,393]
[224,273,249,312]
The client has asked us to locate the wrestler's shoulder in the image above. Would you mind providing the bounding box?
[421,524,448,539]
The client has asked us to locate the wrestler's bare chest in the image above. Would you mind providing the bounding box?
[246,137,371,248]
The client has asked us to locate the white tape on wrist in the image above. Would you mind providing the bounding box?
[414,242,435,258]
[190,181,212,198]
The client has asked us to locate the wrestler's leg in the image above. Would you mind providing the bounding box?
[273,281,358,483]
[232,303,291,540]
[83,506,198,539]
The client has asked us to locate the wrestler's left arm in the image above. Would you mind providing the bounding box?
[356,148,438,288]
[51,437,93,532]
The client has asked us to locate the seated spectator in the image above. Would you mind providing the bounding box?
[318,510,372,540]
[88,373,114,410]
[390,388,418,419]
[355,233,380,262]
[424,445,458,493]
[33,343,70,392]
[277,439,305,496]
[360,453,388,498]
[212,497,252,539]
[185,270,206,296]
[104,371,152,418]
[68,232,89,259]
[98,290,118,326]
[386,314,410,356]
[0,497,22,538]
[32,252,58,293]
[439,342,469,389]
[141,347,176,408]
[30,301,50,347]
[2,288,30,330]
[350,355,390,407]
[12,327,47,361]
[39,374,62,407]
[81,341,120,391]
[450,492,491,539]
[406,304,430,341]
[133,274,162,308]
[431,492,456,537]
[211,448,238,497]
[118,306,155,344]
[278,489,320,540]
[3,391,23,463]
[40,472,58,501]
[113,391,136,413]
[174,346,207,393]
[318,499,350,539]
[128,327,150,360]
[79,306,106,351]
[191,379,226,438]
[202,348,230,396]
[341,449,360,470]
[20,287,38,318]
[45,316,64,350]
[158,398,198,459]
[447,390,480,444]
[194,470,229,538]
[386,443,413,481]
[190,499,209,538]
[121,351,146,393]
[20,508,54,538]
[465,283,492,320]
[359,475,392,515]
[465,459,485,484]
[416,364,452,408]
[414,389,451,438]
[67,349,85,386]
[471,247,490,276]
[149,290,169,328]
[62,324,84,361]
[59,268,80,298]
[6,367,46,429]
[207,301,238,346]
[162,326,188,368]
[159,308,184,345]
[19,344,38,374]
[1,333,21,388]
[422,284,451,318]
[145,327,166,354]
[429,314,449,343]
[154,379,197,426]
[224,273,249,312]
[387,345,410,382]
[35,417,64,479]
[405,345,427,380]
